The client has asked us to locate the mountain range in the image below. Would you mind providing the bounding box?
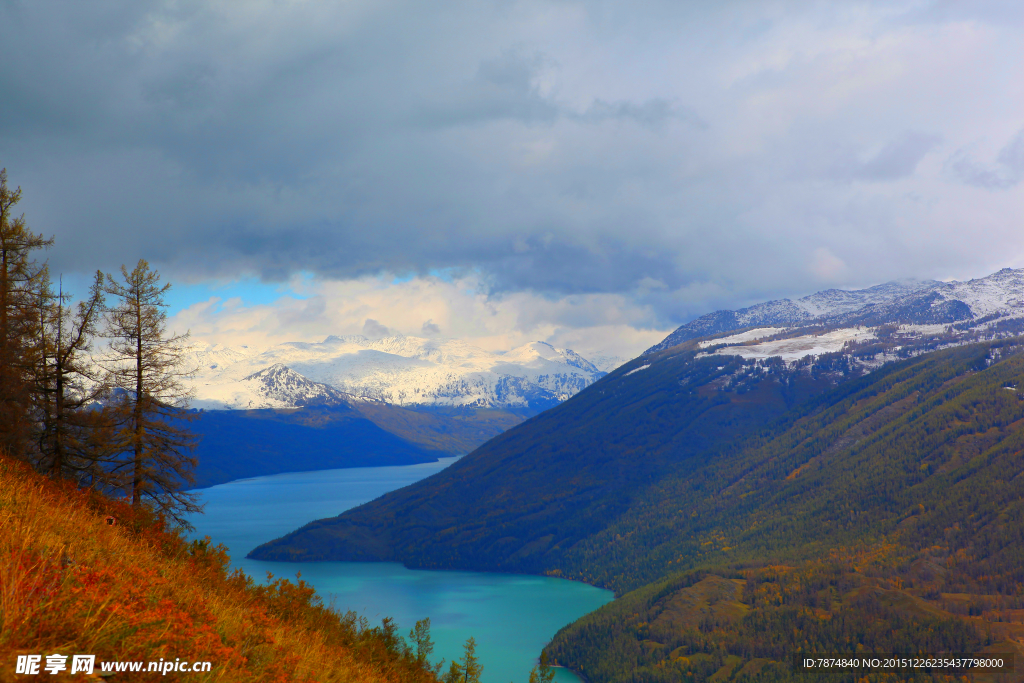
[648,267,1024,353]
[248,266,1024,682]
[187,336,609,413]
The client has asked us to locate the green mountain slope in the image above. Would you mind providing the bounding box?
[545,339,1024,680]
[553,339,1024,591]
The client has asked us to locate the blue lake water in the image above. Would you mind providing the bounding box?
[187,458,613,683]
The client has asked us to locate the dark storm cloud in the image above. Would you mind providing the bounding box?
[0,0,1021,329]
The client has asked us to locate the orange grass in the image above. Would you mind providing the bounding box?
[0,455,440,682]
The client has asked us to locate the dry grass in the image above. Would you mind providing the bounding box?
[0,455,439,682]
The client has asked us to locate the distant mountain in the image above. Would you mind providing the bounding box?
[179,339,579,487]
[647,267,1024,353]
[239,364,361,408]
[188,336,606,413]
[188,405,445,488]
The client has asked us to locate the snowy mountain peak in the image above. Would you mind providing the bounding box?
[231,363,356,409]
[648,267,1024,355]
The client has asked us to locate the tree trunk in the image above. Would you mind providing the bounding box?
[133,294,143,508]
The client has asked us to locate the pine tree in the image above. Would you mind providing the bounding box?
[0,168,53,457]
[103,259,201,527]
[460,637,482,683]
[409,617,435,665]
[33,270,115,483]
[441,638,482,683]
[442,659,463,683]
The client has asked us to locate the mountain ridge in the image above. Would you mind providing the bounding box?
[647,267,1024,354]
[188,336,608,413]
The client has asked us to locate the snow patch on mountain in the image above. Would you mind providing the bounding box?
[941,268,1024,318]
[191,363,355,410]
[624,363,651,376]
[697,328,786,349]
[698,327,876,362]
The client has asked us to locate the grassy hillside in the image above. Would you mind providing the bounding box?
[0,453,443,683]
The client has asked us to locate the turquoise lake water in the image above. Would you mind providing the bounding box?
[187,458,613,683]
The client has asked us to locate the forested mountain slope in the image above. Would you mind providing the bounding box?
[545,339,1024,680]
[188,405,445,488]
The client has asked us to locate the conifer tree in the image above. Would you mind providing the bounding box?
[409,617,435,666]
[443,637,482,683]
[103,259,201,527]
[33,270,114,482]
[0,168,53,458]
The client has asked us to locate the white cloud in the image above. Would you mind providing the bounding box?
[169,274,673,362]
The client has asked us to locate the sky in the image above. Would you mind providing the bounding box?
[1,0,1021,361]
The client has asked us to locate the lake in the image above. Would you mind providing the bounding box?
[187,458,613,683]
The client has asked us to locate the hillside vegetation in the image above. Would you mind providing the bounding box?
[0,452,443,683]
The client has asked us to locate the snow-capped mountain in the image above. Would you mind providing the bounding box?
[648,268,1024,354]
[188,336,606,411]
[231,364,369,409]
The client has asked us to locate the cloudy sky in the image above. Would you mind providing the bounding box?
[1,0,1021,360]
